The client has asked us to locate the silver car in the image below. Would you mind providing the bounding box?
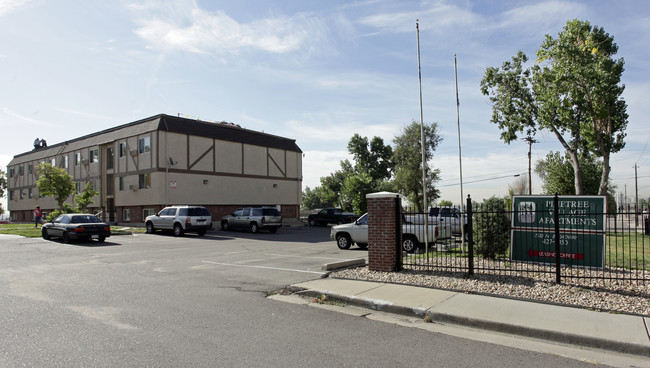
[145,205,212,236]
[221,207,282,233]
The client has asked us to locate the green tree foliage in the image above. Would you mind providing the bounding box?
[473,196,510,259]
[535,151,617,213]
[480,19,627,196]
[0,170,7,214]
[304,135,394,213]
[392,121,442,212]
[438,199,453,207]
[74,182,99,213]
[35,163,75,210]
[302,186,335,210]
[535,151,602,195]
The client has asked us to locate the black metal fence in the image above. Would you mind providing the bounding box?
[402,196,649,286]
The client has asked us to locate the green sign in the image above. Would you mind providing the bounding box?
[511,196,606,268]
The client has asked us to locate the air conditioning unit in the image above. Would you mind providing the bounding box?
[130,149,138,156]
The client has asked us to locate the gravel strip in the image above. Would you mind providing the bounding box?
[330,263,650,317]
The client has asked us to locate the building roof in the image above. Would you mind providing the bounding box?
[10,114,302,162]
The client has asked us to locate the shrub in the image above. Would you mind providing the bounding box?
[473,196,510,259]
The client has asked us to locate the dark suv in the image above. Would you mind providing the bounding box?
[221,207,282,233]
[145,205,212,236]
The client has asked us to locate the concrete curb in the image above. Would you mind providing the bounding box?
[321,259,366,271]
[288,285,650,358]
[425,310,650,357]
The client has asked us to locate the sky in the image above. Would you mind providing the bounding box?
[1,0,649,209]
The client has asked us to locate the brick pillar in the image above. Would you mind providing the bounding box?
[367,192,401,272]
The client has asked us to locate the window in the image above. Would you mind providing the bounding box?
[75,182,82,194]
[119,142,126,157]
[123,209,131,222]
[28,188,33,198]
[106,147,114,169]
[138,173,151,189]
[75,152,82,166]
[118,176,125,191]
[89,148,99,163]
[28,164,33,174]
[19,190,24,199]
[19,166,24,176]
[143,208,155,219]
[9,168,14,178]
[8,191,13,200]
[63,156,69,168]
[51,158,56,166]
[138,136,151,154]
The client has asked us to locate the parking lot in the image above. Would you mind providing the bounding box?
[0,225,373,366]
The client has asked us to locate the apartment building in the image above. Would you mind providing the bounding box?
[7,114,303,224]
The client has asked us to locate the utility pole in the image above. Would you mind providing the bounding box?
[523,136,536,195]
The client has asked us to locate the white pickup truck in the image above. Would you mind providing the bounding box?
[330,213,449,253]
[403,207,467,236]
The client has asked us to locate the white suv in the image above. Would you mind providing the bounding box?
[145,205,212,237]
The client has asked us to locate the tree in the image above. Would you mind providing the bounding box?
[535,151,617,213]
[480,19,628,196]
[392,121,442,212]
[0,170,7,214]
[347,134,393,182]
[438,199,453,207]
[534,151,602,195]
[35,163,75,210]
[74,182,99,213]
[306,134,394,214]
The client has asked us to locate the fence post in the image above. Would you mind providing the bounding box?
[467,195,474,276]
[554,194,561,284]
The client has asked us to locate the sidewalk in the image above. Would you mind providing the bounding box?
[288,277,650,358]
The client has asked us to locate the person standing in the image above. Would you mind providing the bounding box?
[34,206,42,227]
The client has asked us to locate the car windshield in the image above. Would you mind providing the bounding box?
[70,215,102,224]
[356,213,368,225]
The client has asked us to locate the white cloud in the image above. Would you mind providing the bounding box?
[129,3,325,55]
[0,0,31,16]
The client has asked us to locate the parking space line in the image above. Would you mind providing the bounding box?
[202,261,327,275]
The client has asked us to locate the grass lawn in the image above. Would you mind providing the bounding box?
[0,223,145,238]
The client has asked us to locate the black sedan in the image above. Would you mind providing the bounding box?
[42,213,111,243]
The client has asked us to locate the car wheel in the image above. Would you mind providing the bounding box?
[357,243,368,250]
[308,219,316,226]
[336,233,352,250]
[250,222,259,233]
[402,235,418,253]
[97,236,106,243]
[269,227,278,233]
[42,228,50,240]
[145,222,155,234]
[173,224,184,237]
[197,229,207,236]
[221,221,230,231]
[62,232,71,244]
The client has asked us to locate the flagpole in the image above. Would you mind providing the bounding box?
[454,54,466,252]
[416,20,429,255]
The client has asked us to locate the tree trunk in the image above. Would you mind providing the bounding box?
[599,153,611,196]
[567,149,583,195]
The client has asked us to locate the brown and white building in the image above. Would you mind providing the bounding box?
[6,114,303,224]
